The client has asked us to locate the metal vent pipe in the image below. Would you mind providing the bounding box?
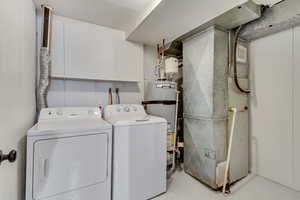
[37,5,53,112]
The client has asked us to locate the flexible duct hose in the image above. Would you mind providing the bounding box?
[233,26,250,94]
[37,47,51,111]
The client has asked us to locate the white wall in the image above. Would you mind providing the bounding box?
[48,45,158,108]
[47,16,144,107]
[0,0,36,199]
[143,45,157,81]
[250,27,300,191]
[48,79,142,107]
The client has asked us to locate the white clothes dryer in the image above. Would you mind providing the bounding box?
[26,107,112,200]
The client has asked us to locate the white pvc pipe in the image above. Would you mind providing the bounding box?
[222,107,237,194]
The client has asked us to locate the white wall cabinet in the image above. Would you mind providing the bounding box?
[51,16,143,82]
[51,18,65,77]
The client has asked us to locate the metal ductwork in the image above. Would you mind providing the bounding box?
[37,5,53,112]
[240,0,300,41]
[183,26,250,190]
[177,1,261,42]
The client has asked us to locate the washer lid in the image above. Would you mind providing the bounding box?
[112,115,167,126]
[28,119,111,137]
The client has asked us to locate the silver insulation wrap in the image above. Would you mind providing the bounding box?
[37,47,51,111]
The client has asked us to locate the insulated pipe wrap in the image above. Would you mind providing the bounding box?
[37,47,51,111]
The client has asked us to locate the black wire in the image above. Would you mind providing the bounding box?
[233,25,250,94]
[274,0,286,6]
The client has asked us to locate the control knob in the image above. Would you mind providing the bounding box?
[124,106,130,112]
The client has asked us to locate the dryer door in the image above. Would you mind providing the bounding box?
[33,133,109,199]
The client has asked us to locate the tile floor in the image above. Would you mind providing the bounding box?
[154,169,300,200]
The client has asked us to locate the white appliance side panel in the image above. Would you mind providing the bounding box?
[33,133,109,199]
[113,123,167,200]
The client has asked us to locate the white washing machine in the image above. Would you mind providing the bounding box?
[103,104,167,200]
[26,107,112,200]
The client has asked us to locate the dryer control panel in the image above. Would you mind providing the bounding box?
[39,107,102,121]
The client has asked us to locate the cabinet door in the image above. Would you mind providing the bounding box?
[64,19,119,80]
[51,16,143,82]
[51,16,65,77]
[115,40,143,81]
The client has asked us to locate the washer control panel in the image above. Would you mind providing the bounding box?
[103,104,147,123]
[113,105,141,113]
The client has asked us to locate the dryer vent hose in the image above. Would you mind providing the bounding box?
[37,5,53,112]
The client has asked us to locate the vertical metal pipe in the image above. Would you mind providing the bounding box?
[37,5,53,112]
[42,6,52,49]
